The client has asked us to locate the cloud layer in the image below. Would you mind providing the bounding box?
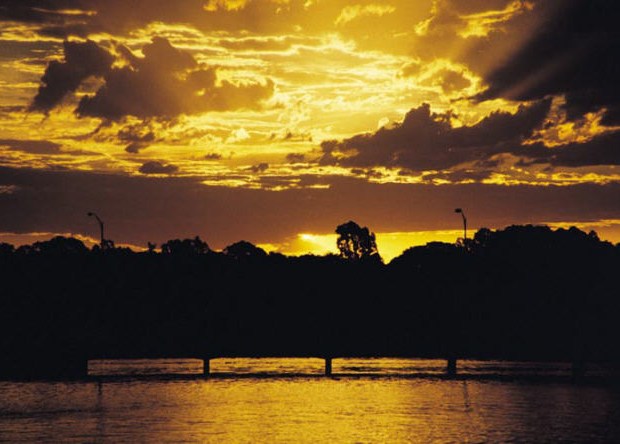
[32,37,275,120]
[320,100,552,171]
[2,0,620,251]
[476,0,620,125]
[30,40,114,112]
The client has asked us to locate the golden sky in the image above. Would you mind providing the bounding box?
[1,0,619,260]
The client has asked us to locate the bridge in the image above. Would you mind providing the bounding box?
[1,352,591,380]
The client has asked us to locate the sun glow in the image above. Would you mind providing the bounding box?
[259,230,466,263]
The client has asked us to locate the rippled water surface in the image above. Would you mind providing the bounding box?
[1,359,619,443]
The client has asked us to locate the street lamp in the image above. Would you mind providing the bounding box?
[448,208,468,377]
[454,208,467,240]
[87,212,104,247]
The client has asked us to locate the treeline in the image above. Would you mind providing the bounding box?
[0,223,619,375]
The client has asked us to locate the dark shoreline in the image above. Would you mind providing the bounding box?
[2,224,619,380]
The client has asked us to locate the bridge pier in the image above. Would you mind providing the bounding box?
[325,357,332,376]
[446,356,457,377]
[203,357,210,376]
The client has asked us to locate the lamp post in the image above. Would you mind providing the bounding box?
[87,212,104,247]
[454,208,467,241]
[447,208,468,377]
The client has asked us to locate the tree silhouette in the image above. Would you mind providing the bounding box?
[161,236,210,255]
[223,240,267,260]
[335,220,381,262]
[0,242,14,256]
[22,236,89,255]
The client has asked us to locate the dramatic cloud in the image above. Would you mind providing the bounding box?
[286,153,305,163]
[248,162,269,173]
[0,1,96,34]
[0,1,206,36]
[3,0,620,253]
[117,124,156,153]
[320,100,551,171]
[476,0,620,125]
[30,40,114,113]
[0,139,62,154]
[29,37,275,121]
[75,37,274,120]
[521,131,620,168]
[139,161,178,175]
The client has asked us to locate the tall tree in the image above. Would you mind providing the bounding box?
[335,220,381,262]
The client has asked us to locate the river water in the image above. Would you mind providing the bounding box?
[1,359,619,443]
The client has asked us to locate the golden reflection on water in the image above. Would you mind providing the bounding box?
[1,359,618,443]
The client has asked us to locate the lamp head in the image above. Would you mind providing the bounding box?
[87,212,93,217]
[454,208,462,213]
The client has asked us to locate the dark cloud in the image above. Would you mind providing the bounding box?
[0,138,99,157]
[125,142,147,154]
[258,175,297,189]
[141,36,197,71]
[283,131,312,142]
[73,38,274,120]
[248,162,269,173]
[75,38,198,119]
[118,125,156,143]
[139,161,178,175]
[350,168,384,179]
[448,0,516,15]
[27,36,275,120]
[400,62,471,94]
[0,1,206,36]
[422,169,493,183]
[286,153,305,163]
[0,1,89,25]
[476,0,620,124]
[320,100,551,171]
[0,138,62,154]
[518,131,620,168]
[118,124,156,154]
[0,106,26,117]
[30,40,114,113]
[437,70,470,94]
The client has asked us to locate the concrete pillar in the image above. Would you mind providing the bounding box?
[446,356,457,377]
[325,357,332,376]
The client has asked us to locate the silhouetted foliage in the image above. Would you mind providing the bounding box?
[0,242,14,256]
[161,236,210,255]
[223,240,267,260]
[1,224,619,379]
[335,220,381,262]
[18,236,89,256]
